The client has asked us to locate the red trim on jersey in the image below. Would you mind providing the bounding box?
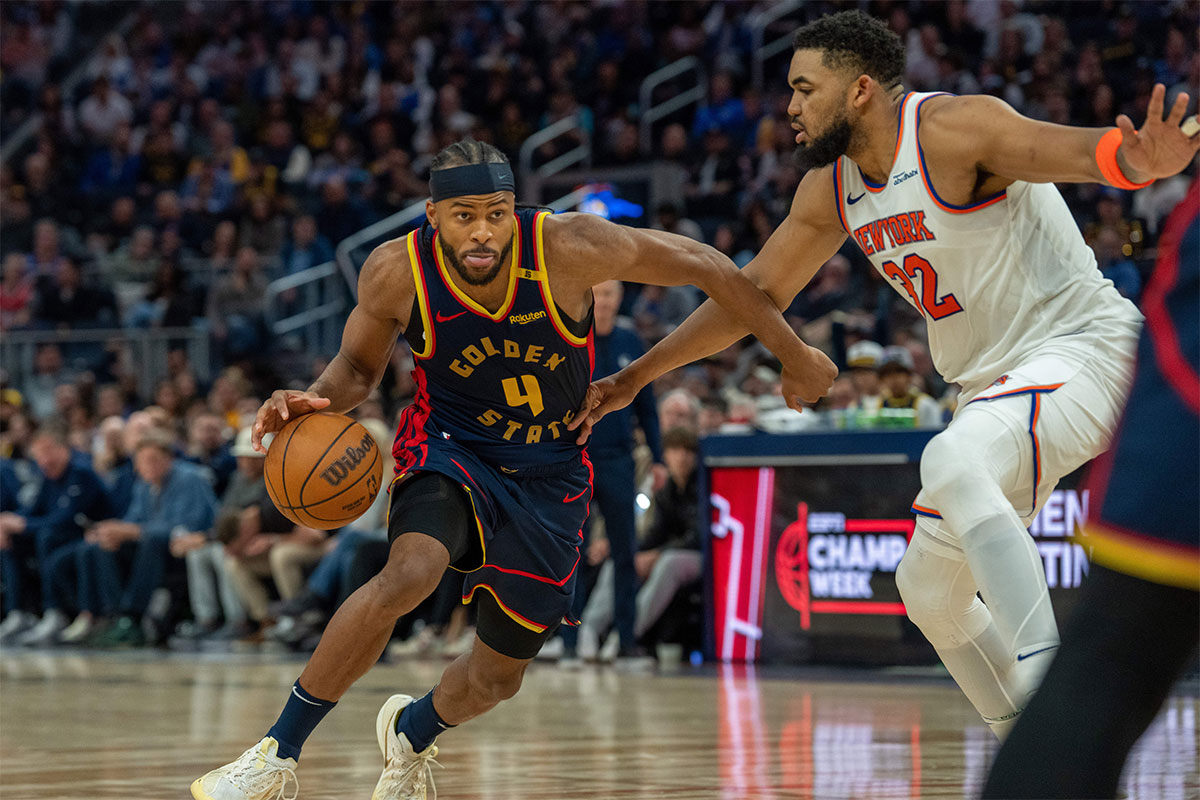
[914,93,1008,214]
[461,583,548,632]
[392,367,431,473]
[1142,181,1200,414]
[409,234,436,360]
[448,457,484,497]
[430,229,520,322]
[479,552,581,587]
[532,210,592,348]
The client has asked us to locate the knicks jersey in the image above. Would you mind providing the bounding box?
[835,91,1142,394]
[393,208,594,471]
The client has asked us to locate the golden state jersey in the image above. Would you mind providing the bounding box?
[834,91,1142,395]
[394,208,594,471]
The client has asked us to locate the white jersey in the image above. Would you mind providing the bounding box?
[835,91,1142,395]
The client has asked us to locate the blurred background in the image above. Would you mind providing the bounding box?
[0,0,1195,664]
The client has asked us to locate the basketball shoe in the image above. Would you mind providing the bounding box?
[372,694,441,800]
[190,736,298,800]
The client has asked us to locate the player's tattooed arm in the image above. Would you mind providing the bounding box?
[252,239,411,451]
[925,85,1199,190]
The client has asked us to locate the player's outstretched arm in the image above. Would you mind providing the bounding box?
[252,240,410,451]
[568,169,847,442]
[928,84,1198,187]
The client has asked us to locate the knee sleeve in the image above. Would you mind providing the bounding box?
[897,522,992,646]
[919,413,1028,531]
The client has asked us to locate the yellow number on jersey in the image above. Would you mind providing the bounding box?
[502,375,544,416]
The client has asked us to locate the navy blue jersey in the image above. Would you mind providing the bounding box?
[394,208,594,473]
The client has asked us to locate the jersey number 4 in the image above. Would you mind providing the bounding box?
[881,253,963,320]
[502,375,544,416]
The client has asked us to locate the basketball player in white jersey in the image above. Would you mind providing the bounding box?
[570,10,1199,738]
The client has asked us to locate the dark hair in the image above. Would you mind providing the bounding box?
[662,426,699,453]
[430,138,509,172]
[792,11,905,91]
[32,419,71,447]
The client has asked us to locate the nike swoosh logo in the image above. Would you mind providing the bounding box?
[563,486,589,504]
[847,192,866,205]
[435,310,469,323]
[1016,645,1059,662]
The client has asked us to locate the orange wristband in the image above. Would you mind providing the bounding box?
[1095,128,1154,190]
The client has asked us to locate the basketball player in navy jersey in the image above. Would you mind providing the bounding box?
[570,10,1198,742]
[191,138,836,800]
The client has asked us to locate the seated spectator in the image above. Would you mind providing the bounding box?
[237,194,286,258]
[845,340,884,415]
[0,252,35,330]
[33,257,118,329]
[207,247,268,363]
[170,427,266,645]
[314,175,369,244]
[659,389,700,433]
[878,346,944,429]
[183,412,236,496]
[691,71,747,143]
[76,430,217,647]
[576,427,702,661]
[0,422,113,645]
[1090,226,1142,301]
[279,214,333,277]
[77,76,133,144]
[223,496,331,643]
[79,121,141,205]
[20,343,75,421]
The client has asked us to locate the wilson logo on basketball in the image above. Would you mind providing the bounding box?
[319,434,377,487]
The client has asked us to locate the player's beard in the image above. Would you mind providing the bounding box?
[440,237,513,286]
[792,113,854,171]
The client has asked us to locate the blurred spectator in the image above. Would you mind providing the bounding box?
[33,257,118,329]
[314,175,368,244]
[208,247,269,362]
[1083,188,1145,260]
[79,121,141,204]
[78,429,217,647]
[845,340,884,414]
[0,422,113,646]
[77,76,133,144]
[183,412,236,497]
[659,389,699,433]
[1090,227,1142,301]
[878,346,944,429]
[280,215,334,277]
[21,343,75,421]
[0,253,35,330]
[237,194,286,257]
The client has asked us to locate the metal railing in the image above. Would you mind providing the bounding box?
[518,113,592,201]
[264,261,347,356]
[638,56,707,153]
[750,0,804,91]
[0,327,209,400]
[333,199,427,298]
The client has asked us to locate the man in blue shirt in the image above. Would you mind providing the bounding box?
[564,279,664,662]
[79,429,217,647]
[0,422,112,645]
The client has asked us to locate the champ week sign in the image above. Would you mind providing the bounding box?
[708,462,1091,664]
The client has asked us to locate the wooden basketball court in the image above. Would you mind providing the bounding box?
[1,650,1196,798]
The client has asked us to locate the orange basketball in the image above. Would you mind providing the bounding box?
[264,412,384,530]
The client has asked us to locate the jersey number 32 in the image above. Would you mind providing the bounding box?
[881,253,963,320]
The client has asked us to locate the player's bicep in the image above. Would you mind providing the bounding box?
[339,243,409,381]
[946,96,1103,184]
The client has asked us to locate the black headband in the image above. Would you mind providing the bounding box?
[429,162,516,202]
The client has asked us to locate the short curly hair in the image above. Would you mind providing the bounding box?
[792,11,905,90]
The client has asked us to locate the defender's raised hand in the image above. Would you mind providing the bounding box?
[1117,85,1200,181]
[251,389,331,452]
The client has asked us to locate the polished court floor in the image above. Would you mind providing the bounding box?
[0,650,1196,799]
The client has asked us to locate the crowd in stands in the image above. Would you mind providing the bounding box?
[0,0,1195,661]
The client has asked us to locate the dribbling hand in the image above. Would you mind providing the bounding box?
[251,390,332,453]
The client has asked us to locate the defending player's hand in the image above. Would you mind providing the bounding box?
[1116,84,1200,180]
[568,372,639,445]
[781,346,838,412]
[251,389,332,452]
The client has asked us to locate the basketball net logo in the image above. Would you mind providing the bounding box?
[319,434,377,487]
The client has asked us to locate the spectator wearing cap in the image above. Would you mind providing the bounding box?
[561,280,665,662]
[0,421,113,646]
[845,340,884,414]
[78,429,217,647]
[878,346,944,429]
[169,427,267,644]
[578,427,701,660]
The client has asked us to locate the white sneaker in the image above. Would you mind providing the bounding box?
[373,694,441,800]
[0,610,36,643]
[598,631,620,664]
[576,625,600,662]
[190,736,298,800]
[387,625,438,659]
[59,613,97,644]
[14,609,68,646]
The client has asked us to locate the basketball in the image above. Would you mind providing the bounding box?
[264,412,384,530]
